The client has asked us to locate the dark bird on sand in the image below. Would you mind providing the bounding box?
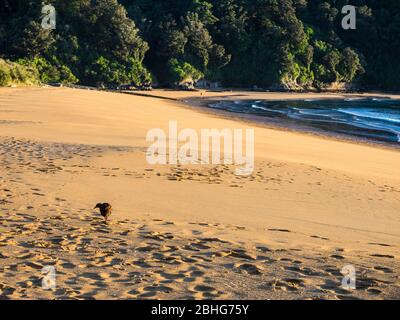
[94,203,112,223]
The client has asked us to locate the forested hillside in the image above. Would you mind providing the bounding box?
[1,0,399,90]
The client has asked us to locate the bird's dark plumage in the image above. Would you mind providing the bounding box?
[94,203,112,223]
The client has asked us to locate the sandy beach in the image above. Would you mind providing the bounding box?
[0,87,399,299]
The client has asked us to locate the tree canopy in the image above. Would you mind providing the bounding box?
[1,0,399,90]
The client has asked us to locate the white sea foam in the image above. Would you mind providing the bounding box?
[338,108,400,124]
[211,99,400,144]
[250,104,268,111]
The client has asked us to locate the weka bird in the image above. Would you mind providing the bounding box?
[94,203,112,223]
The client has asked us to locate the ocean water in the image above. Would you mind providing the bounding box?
[209,98,400,145]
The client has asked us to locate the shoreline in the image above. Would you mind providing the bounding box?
[135,89,400,152]
[2,85,400,151]
[183,97,400,152]
[1,87,399,299]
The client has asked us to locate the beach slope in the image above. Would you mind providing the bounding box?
[0,87,399,299]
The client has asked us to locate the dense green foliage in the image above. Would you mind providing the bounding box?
[0,0,399,89]
[17,56,78,84]
[168,58,204,85]
[0,0,150,87]
[0,58,40,86]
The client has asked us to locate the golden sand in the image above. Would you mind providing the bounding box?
[0,87,399,299]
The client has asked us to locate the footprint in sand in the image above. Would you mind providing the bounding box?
[368,243,392,247]
[311,235,330,241]
[268,228,291,233]
[373,266,394,274]
[370,254,395,259]
[234,263,262,275]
